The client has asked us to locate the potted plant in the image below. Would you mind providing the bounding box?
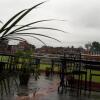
[15,49,33,87]
[0,1,66,97]
[19,62,31,87]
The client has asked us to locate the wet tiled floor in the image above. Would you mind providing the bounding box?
[30,75,100,100]
[1,75,100,100]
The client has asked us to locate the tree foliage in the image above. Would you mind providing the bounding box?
[85,41,100,53]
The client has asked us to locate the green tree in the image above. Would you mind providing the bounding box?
[91,41,100,52]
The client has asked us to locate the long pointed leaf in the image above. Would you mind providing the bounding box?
[0,9,26,33]
[2,79,8,95]
[14,27,67,34]
[0,20,3,24]
[7,35,47,46]
[7,36,26,42]
[9,19,66,33]
[7,34,47,45]
[2,1,46,36]
[8,38,25,42]
[16,34,47,45]
[7,32,61,42]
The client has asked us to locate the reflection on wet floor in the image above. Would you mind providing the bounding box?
[1,75,100,100]
[14,75,59,100]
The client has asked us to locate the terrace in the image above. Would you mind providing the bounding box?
[0,1,100,100]
[0,52,100,100]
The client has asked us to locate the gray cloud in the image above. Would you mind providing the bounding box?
[1,0,100,47]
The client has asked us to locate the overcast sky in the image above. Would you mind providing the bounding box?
[0,0,100,48]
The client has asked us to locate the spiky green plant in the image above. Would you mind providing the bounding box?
[0,1,67,46]
[0,1,67,97]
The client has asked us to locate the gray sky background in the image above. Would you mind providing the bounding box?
[0,0,100,48]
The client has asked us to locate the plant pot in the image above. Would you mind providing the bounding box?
[19,72,30,86]
[45,67,51,77]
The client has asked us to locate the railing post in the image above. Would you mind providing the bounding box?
[58,57,66,93]
[51,59,54,76]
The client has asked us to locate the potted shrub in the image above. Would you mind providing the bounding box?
[15,49,33,87]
